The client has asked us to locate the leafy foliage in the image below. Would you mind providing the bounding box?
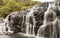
[0,0,41,17]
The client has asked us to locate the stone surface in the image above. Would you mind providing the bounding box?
[1,2,60,38]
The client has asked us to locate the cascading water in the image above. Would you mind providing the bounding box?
[0,1,60,38]
[0,2,49,38]
[37,2,60,38]
[26,5,37,35]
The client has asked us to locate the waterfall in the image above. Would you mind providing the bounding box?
[0,2,60,38]
[26,5,36,35]
[37,2,60,38]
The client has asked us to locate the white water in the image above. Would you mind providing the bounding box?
[0,2,60,38]
[37,2,60,38]
[26,5,37,35]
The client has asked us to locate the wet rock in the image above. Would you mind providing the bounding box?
[38,3,60,38]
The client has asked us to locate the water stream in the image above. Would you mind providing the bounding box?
[0,2,60,38]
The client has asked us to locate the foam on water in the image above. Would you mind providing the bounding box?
[0,1,60,38]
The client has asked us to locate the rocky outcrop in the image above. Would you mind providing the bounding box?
[4,2,60,38]
[3,2,49,36]
[38,2,60,38]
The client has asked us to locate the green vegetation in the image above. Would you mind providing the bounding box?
[0,0,42,18]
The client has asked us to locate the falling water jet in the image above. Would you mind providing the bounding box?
[32,15,36,35]
[26,5,37,35]
[37,2,60,38]
[26,15,29,34]
[2,1,60,38]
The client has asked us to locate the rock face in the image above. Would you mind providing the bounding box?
[4,11,27,33]
[3,2,60,38]
[4,2,49,36]
[38,2,60,38]
[33,3,48,35]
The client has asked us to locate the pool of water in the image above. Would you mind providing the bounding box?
[0,33,43,38]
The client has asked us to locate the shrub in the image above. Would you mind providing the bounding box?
[0,0,41,18]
